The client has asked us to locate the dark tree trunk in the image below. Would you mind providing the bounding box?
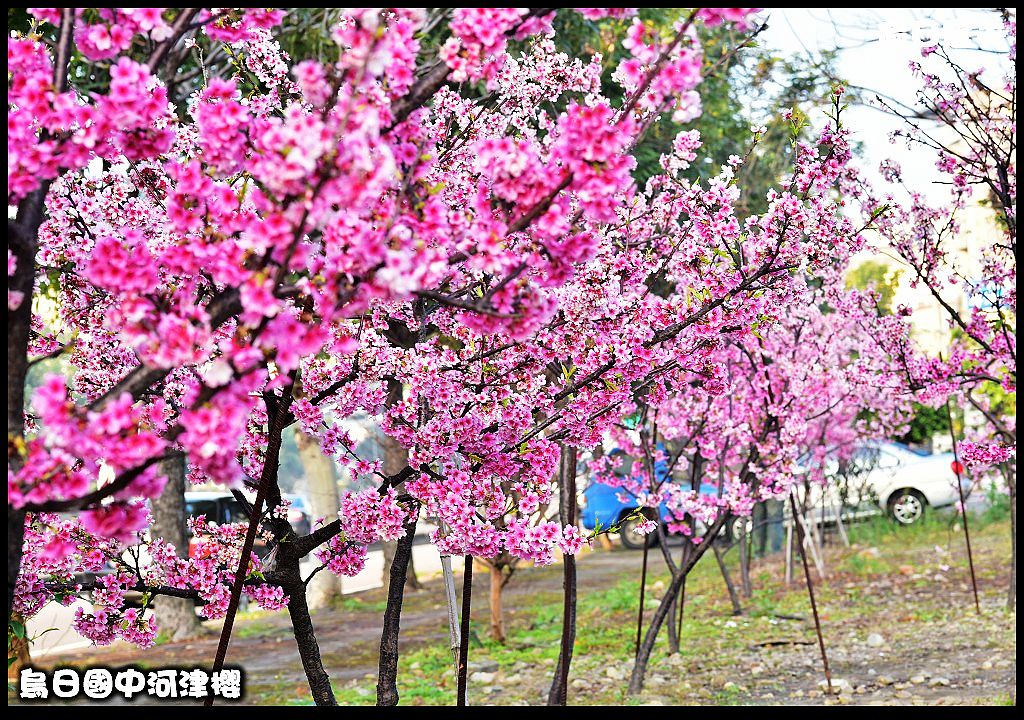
[287,583,337,706]
[713,542,744,616]
[150,455,206,640]
[7,510,26,623]
[206,386,293,706]
[383,540,423,595]
[548,445,578,705]
[653,521,682,653]
[376,515,419,706]
[790,494,832,693]
[628,513,728,694]
[674,573,687,645]
[379,434,422,595]
[8,187,49,623]
[665,591,680,654]
[456,555,473,706]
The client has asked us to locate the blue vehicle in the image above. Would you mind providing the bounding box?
[579,448,719,549]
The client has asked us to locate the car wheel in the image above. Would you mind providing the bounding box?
[888,489,926,525]
[619,510,659,550]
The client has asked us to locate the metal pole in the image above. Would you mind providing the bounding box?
[945,399,982,614]
[634,529,651,660]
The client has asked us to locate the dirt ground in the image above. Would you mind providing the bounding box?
[13,516,1017,706]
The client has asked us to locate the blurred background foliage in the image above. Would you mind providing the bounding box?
[9,7,842,214]
[846,259,904,315]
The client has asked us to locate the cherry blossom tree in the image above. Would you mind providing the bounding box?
[8,7,790,706]
[10,6,956,707]
[590,268,913,693]
[855,13,1016,607]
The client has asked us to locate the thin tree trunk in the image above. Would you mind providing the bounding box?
[712,542,744,616]
[628,513,728,694]
[653,524,682,653]
[287,583,337,706]
[665,590,680,654]
[634,532,651,661]
[739,524,752,598]
[548,445,578,705]
[790,494,832,694]
[150,454,206,639]
[294,429,342,609]
[488,562,507,644]
[376,515,419,706]
[206,387,293,706]
[946,400,981,614]
[378,433,422,595]
[674,573,687,646]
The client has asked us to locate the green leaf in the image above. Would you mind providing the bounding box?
[9,621,25,640]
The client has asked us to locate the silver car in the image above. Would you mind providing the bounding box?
[800,442,965,525]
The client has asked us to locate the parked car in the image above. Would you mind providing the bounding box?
[579,448,721,549]
[582,441,965,550]
[183,491,313,557]
[799,441,965,525]
[183,491,266,559]
[74,491,312,609]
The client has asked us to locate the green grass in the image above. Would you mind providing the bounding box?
[843,511,955,547]
[239,511,1016,705]
[840,551,891,576]
[331,594,389,615]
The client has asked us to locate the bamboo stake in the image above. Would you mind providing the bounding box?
[789,493,832,695]
[792,497,826,579]
[440,554,461,675]
[784,511,794,585]
[834,506,851,548]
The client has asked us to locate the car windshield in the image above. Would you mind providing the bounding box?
[184,499,219,521]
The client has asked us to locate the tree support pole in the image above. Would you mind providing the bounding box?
[945,399,982,614]
[790,493,832,695]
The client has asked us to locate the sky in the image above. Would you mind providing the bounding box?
[756,8,1012,198]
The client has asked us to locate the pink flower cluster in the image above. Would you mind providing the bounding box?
[960,441,1015,469]
[10,375,166,524]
